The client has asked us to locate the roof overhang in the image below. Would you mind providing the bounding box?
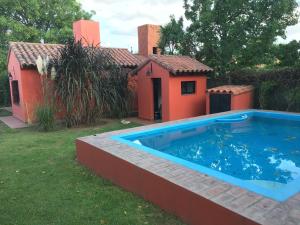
[130,57,213,76]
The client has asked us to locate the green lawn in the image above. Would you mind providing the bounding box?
[0,120,184,225]
[0,108,12,116]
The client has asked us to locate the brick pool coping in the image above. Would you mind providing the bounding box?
[76,110,300,225]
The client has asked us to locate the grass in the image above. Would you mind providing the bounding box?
[0,120,184,225]
[0,108,12,116]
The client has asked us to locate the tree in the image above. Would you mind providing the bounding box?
[0,0,94,72]
[158,16,185,55]
[272,40,300,67]
[0,0,93,106]
[160,0,299,77]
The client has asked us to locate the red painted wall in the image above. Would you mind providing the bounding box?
[8,51,43,123]
[169,76,207,121]
[138,61,207,122]
[231,91,254,110]
[138,61,170,121]
[20,70,43,123]
[8,51,26,121]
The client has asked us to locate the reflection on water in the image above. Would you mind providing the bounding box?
[127,117,300,184]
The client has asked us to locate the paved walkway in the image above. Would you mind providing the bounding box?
[0,116,28,129]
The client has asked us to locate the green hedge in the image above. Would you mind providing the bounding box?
[208,68,300,112]
[0,73,10,107]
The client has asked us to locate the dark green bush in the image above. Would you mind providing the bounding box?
[285,87,300,112]
[209,67,300,112]
[36,105,55,131]
[0,108,11,116]
[0,73,11,107]
[52,39,132,127]
[229,67,300,89]
[259,81,276,109]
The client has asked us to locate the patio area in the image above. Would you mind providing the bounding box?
[0,116,28,129]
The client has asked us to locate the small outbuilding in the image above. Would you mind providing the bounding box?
[134,55,213,122]
[206,85,254,114]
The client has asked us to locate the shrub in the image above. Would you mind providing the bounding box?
[0,73,11,107]
[208,67,300,112]
[52,39,132,127]
[35,105,55,131]
[285,87,300,112]
[98,66,132,118]
[259,81,278,109]
[34,55,56,131]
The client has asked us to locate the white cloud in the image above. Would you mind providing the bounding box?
[277,0,300,43]
[277,23,300,43]
[79,0,184,52]
[79,0,300,51]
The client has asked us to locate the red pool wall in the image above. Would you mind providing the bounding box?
[76,139,258,225]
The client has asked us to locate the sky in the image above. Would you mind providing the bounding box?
[79,0,300,52]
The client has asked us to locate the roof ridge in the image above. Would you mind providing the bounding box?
[150,54,191,58]
[207,85,254,95]
[10,41,64,46]
[132,54,213,75]
[9,41,131,51]
[8,42,144,69]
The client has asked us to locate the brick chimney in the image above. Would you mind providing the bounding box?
[138,24,161,57]
[73,20,100,47]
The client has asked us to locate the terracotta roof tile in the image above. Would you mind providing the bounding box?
[9,42,142,69]
[9,42,63,69]
[101,48,145,67]
[132,55,213,75]
[150,55,213,74]
[207,85,254,95]
[133,54,148,63]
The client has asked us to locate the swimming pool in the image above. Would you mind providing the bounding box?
[113,111,300,201]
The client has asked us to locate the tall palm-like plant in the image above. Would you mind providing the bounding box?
[35,55,56,131]
[52,39,131,127]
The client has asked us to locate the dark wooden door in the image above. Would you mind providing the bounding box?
[153,78,162,120]
[210,93,231,114]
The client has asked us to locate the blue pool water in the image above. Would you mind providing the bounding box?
[113,111,300,201]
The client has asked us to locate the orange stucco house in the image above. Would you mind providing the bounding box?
[134,55,212,121]
[7,20,214,124]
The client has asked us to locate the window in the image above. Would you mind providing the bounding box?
[181,81,196,95]
[12,80,20,104]
[153,47,158,54]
